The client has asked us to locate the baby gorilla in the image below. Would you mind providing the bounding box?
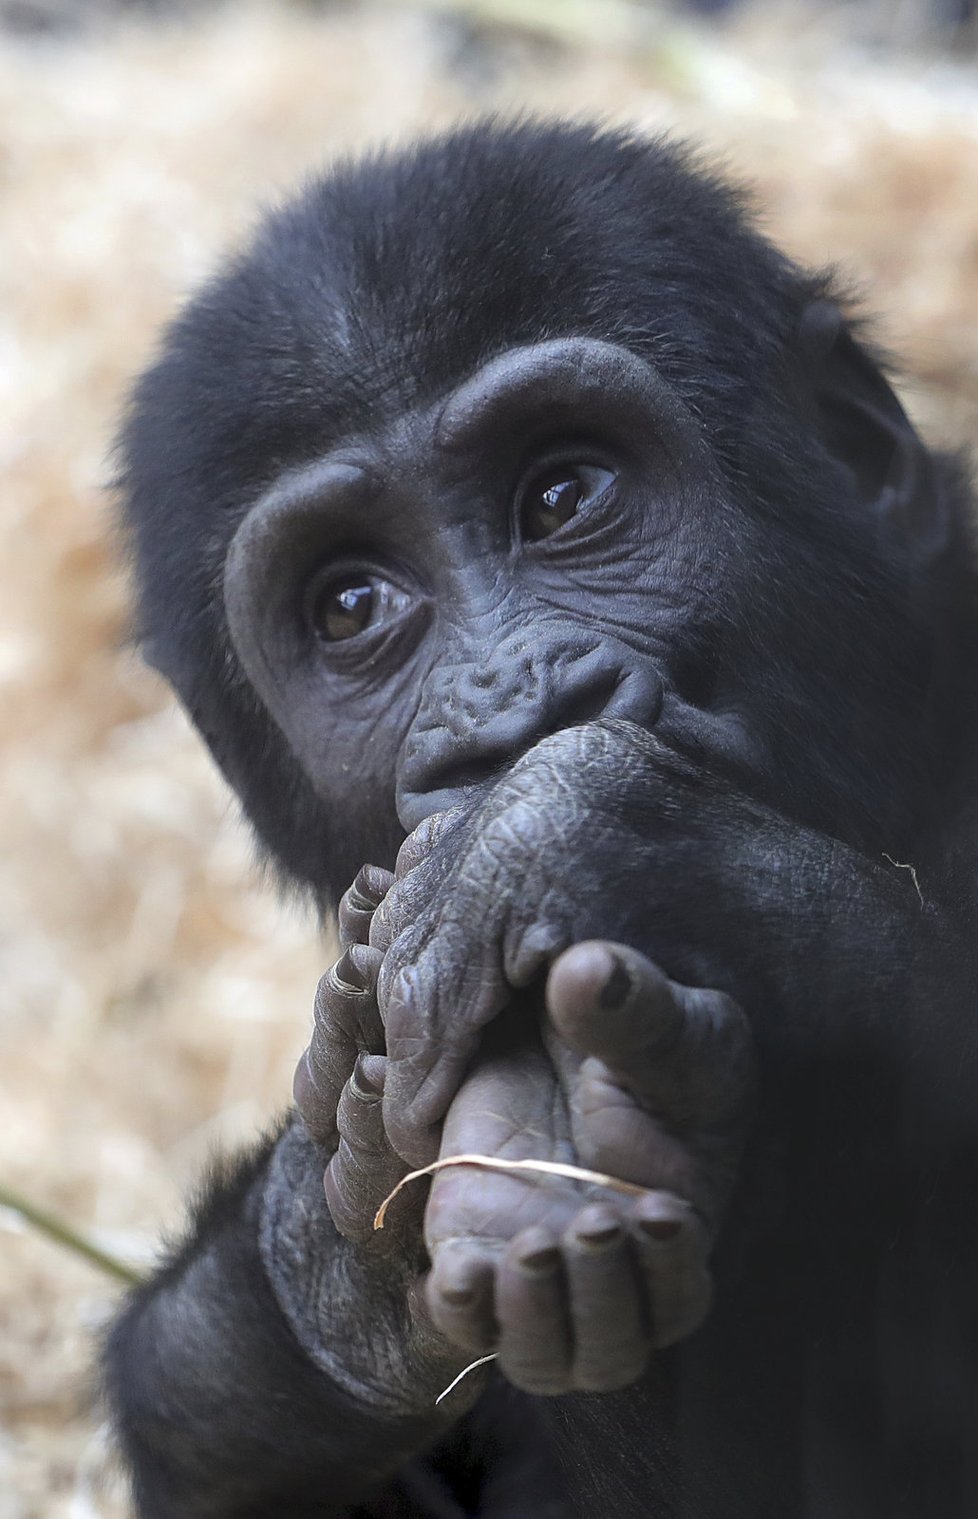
[106,120,978,1519]
[292,805,751,1401]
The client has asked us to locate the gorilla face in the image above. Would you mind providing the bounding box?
[119,122,967,901]
[222,337,739,852]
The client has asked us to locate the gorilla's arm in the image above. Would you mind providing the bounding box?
[105,719,975,1519]
[103,1125,470,1519]
[104,749,757,1519]
[104,949,730,1519]
[356,719,977,1515]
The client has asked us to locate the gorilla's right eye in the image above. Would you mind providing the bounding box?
[517,462,616,543]
[309,574,407,643]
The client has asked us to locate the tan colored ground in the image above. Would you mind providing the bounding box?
[1,2,976,1513]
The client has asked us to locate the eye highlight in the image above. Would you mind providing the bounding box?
[518,463,615,542]
[309,573,408,643]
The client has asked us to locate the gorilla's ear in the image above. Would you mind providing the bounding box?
[799,299,947,559]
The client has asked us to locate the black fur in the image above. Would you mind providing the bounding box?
[108,122,978,1518]
[119,122,975,896]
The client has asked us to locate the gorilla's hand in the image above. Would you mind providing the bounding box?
[370,719,768,1169]
[422,940,751,1396]
[290,866,476,1414]
[294,864,752,1405]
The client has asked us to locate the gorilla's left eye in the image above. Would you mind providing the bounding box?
[309,573,407,643]
[518,464,615,542]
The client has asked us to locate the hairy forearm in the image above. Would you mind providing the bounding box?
[104,1123,448,1519]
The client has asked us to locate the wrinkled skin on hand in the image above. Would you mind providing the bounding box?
[421,1011,723,1396]
[294,714,949,1417]
[283,928,458,1415]
[295,722,756,1406]
[369,719,772,1169]
[367,715,946,1178]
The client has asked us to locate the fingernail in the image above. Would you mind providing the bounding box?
[352,1053,385,1098]
[350,865,389,909]
[600,956,631,1010]
[333,947,367,992]
[520,1246,562,1273]
[640,1218,683,1242]
[350,942,382,984]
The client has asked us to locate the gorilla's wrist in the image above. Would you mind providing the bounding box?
[260,1118,467,1421]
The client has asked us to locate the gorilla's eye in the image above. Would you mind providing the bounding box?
[310,574,406,643]
[316,580,373,641]
[519,464,615,542]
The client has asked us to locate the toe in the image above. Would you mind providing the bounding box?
[495,1228,572,1395]
[564,1204,649,1391]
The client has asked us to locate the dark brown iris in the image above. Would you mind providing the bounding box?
[313,578,375,641]
[523,472,584,541]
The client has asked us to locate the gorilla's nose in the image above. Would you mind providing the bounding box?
[396,655,662,831]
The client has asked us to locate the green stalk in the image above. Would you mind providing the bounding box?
[0,1181,145,1287]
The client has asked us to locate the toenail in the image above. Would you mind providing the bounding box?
[579,1222,621,1247]
[640,1218,683,1242]
[520,1246,562,1273]
[440,1285,475,1306]
[600,957,631,1009]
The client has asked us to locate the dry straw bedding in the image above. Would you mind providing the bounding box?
[1,2,976,1512]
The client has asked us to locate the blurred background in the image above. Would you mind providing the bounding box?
[1,1,976,1513]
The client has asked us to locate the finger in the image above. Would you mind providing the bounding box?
[324,1055,405,1243]
[395,811,447,879]
[381,950,502,1168]
[338,865,394,947]
[394,806,466,880]
[313,943,385,1054]
[563,1205,650,1391]
[296,945,385,1146]
[425,1242,497,1355]
[629,1192,713,1349]
[547,941,754,1128]
[295,964,355,1146]
[293,1047,338,1147]
[495,1228,572,1395]
[370,810,467,954]
[547,942,684,1067]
